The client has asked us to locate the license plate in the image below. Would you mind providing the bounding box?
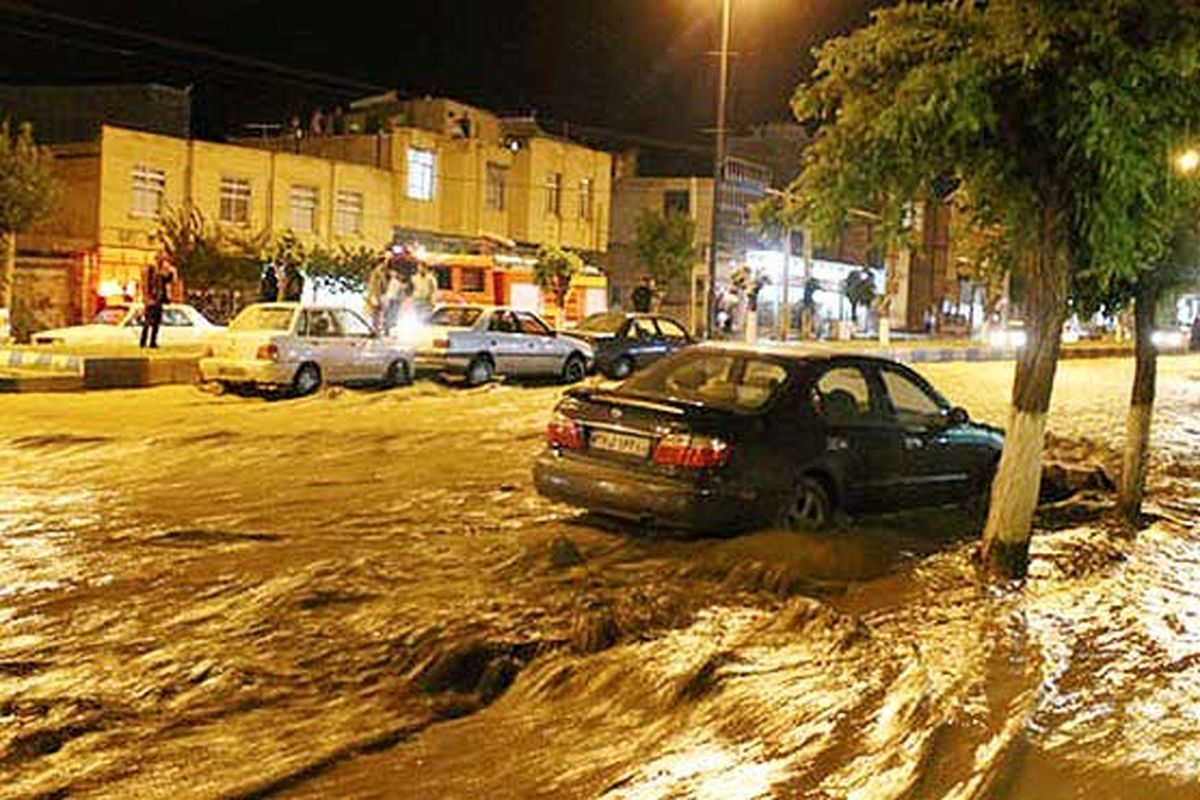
[218,366,246,377]
[589,430,651,458]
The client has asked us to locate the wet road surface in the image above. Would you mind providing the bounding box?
[1,356,1198,799]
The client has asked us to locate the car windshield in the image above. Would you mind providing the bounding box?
[229,306,295,332]
[92,307,129,325]
[430,306,483,328]
[622,351,790,412]
[575,313,626,334]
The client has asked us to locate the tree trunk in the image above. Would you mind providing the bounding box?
[979,212,1070,580]
[1118,285,1157,523]
[1,231,14,311]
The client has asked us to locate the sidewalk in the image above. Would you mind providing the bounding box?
[750,336,1158,363]
[0,344,203,392]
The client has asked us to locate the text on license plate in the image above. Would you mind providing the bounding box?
[589,430,651,458]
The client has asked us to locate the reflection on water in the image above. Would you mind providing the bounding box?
[0,380,1197,799]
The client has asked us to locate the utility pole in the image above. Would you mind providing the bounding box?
[706,0,732,340]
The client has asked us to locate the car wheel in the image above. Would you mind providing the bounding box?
[561,353,587,384]
[609,356,634,380]
[382,359,411,388]
[292,363,322,397]
[466,355,494,387]
[780,476,832,531]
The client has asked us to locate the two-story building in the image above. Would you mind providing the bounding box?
[11,91,614,333]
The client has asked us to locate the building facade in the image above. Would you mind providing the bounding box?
[235,96,613,257]
[16,94,614,334]
[605,155,769,334]
[19,124,394,330]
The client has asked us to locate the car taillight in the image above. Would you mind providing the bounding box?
[432,338,450,349]
[652,433,731,469]
[255,343,279,361]
[547,412,583,450]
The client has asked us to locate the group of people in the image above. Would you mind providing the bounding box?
[258,264,304,304]
[364,256,439,336]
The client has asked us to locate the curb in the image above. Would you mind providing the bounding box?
[0,348,84,374]
[0,373,86,393]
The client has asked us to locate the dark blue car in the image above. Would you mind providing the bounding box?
[568,312,693,379]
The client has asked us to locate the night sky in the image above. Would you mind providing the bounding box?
[0,0,880,142]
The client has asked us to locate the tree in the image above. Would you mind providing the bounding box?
[305,244,378,297]
[154,204,264,293]
[1093,221,1200,523]
[633,210,697,303]
[785,1,1200,578]
[0,120,56,335]
[533,244,582,327]
[841,269,876,326]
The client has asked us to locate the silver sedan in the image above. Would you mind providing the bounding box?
[411,305,593,386]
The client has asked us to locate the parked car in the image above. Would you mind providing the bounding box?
[199,302,413,396]
[567,311,693,379]
[32,303,224,347]
[533,345,1003,534]
[410,304,593,386]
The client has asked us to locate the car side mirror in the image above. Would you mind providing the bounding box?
[947,406,970,426]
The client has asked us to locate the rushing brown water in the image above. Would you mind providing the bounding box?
[1,358,1198,799]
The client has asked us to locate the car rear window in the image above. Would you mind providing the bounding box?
[93,307,128,325]
[623,351,789,412]
[576,313,625,333]
[230,306,295,332]
[430,306,483,328]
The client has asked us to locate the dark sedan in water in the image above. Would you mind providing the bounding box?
[533,345,1004,533]
[568,312,693,379]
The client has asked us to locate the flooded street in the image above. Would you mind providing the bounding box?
[2,356,1198,799]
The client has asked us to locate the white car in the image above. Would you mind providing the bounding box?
[199,302,414,396]
[408,304,593,386]
[32,303,224,347]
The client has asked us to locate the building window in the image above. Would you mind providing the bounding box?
[663,189,690,216]
[460,267,486,293]
[131,164,165,218]
[545,172,562,216]
[486,163,507,211]
[335,190,364,236]
[578,178,593,220]
[289,185,319,233]
[407,147,436,201]
[218,177,251,225]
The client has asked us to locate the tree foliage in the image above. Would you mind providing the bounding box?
[788,1,1200,293]
[153,204,264,292]
[633,210,697,299]
[304,244,379,295]
[0,120,56,236]
[533,244,583,313]
[842,269,877,321]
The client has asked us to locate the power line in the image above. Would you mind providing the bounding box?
[0,1,387,96]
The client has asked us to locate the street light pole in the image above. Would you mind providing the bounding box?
[706,0,732,340]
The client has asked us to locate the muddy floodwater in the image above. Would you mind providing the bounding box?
[1,357,1198,799]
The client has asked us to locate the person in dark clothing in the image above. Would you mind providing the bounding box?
[140,256,175,348]
[631,277,653,313]
[260,265,279,302]
[1190,314,1200,352]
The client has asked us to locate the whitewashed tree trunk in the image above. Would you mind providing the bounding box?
[979,211,1070,579]
[1118,286,1157,522]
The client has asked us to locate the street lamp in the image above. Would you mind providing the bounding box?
[706,0,733,339]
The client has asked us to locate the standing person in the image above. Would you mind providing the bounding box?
[140,255,174,348]
[365,256,390,333]
[383,268,404,336]
[259,264,279,303]
[1190,313,1200,352]
[411,263,438,320]
[631,276,653,313]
